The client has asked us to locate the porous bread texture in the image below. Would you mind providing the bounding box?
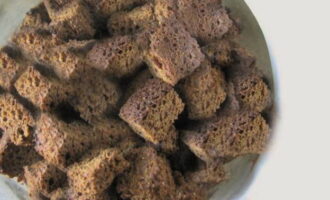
[229,48,272,112]
[34,113,94,170]
[231,72,272,113]
[87,35,145,78]
[0,47,25,90]
[24,160,66,196]
[11,28,64,60]
[123,69,154,103]
[38,44,88,80]
[182,110,270,162]
[176,0,233,43]
[146,20,205,85]
[108,2,156,35]
[67,148,129,196]
[117,146,176,200]
[0,133,41,180]
[0,93,35,146]
[14,66,69,112]
[48,0,96,40]
[21,3,50,29]
[69,69,121,122]
[178,60,227,120]
[91,117,136,145]
[120,79,184,148]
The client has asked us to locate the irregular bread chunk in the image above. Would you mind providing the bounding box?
[146,21,204,85]
[120,79,184,146]
[67,148,129,196]
[178,60,227,120]
[117,146,176,200]
[24,161,66,196]
[182,110,270,162]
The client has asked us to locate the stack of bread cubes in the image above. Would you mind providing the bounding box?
[0,0,272,200]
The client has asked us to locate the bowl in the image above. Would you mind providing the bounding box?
[0,0,276,199]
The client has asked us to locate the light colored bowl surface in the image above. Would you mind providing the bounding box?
[0,0,275,199]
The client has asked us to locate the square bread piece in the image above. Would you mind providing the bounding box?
[0,94,35,146]
[0,133,41,180]
[24,161,66,196]
[146,20,204,85]
[92,117,135,145]
[69,69,121,122]
[120,79,184,146]
[49,0,96,40]
[117,146,176,200]
[228,48,272,113]
[67,148,129,196]
[182,110,270,162]
[38,44,88,80]
[14,66,68,111]
[0,47,25,91]
[178,60,227,120]
[34,113,94,170]
[176,0,233,43]
[11,28,64,60]
[87,35,144,78]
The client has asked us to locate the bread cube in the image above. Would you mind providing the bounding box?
[14,66,68,111]
[92,117,135,145]
[49,0,95,40]
[87,35,144,78]
[228,49,272,112]
[0,94,35,146]
[11,28,64,60]
[120,79,184,145]
[0,133,41,179]
[176,0,233,43]
[70,69,121,122]
[0,47,25,91]
[39,45,87,80]
[146,21,204,85]
[117,146,176,200]
[34,113,94,170]
[182,110,270,162]
[67,148,129,195]
[24,161,66,196]
[178,60,227,120]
